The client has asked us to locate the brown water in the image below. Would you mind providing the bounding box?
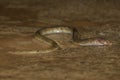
[0,0,120,80]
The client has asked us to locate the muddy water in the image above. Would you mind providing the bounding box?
[0,0,120,80]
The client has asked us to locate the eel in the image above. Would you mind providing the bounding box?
[9,26,112,54]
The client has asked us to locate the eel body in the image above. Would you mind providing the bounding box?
[9,26,112,54]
